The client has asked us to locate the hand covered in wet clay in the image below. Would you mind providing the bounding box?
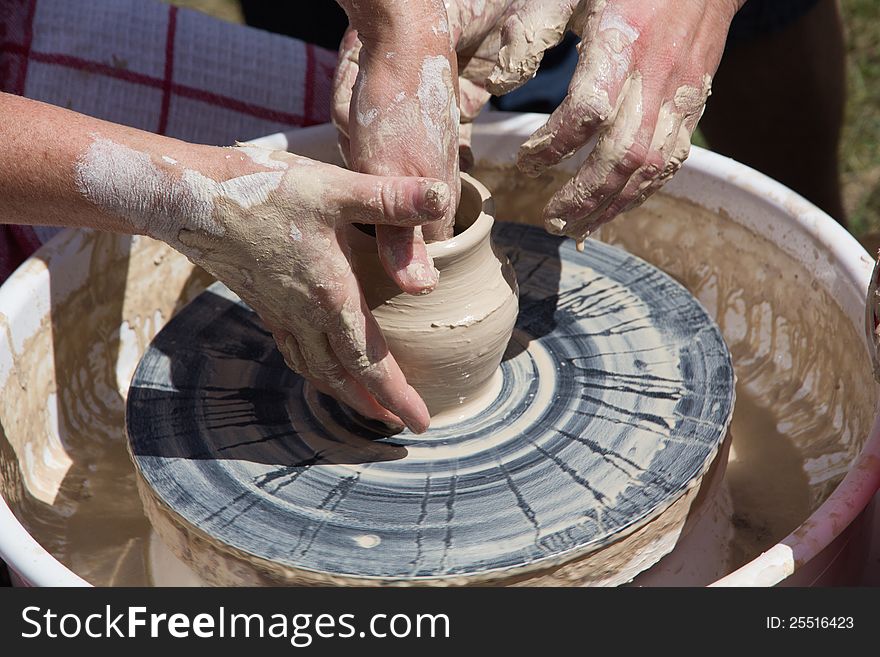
[76,138,449,434]
[332,0,461,295]
[166,145,450,433]
[333,1,509,197]
[0,94,448,433]
[334,0,745,243]
[505,0,746,241]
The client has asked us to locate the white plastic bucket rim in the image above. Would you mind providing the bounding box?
[0,113,878,587]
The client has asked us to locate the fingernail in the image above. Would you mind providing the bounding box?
[404,260,439,294]
[420,181,451,216]
[401,387,431,434]
[380,420,406,433]
[404,418,430,434]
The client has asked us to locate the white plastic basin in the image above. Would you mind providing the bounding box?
[1,113,878,586]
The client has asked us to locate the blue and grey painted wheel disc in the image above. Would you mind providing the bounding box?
[127,223,735,582]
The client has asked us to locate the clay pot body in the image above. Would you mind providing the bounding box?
[349,173,519,416]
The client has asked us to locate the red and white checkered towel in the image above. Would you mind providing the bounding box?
[0,0,337,280]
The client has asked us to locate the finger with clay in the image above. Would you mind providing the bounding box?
[333,0,461,296]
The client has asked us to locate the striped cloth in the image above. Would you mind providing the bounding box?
[0,0,337,280]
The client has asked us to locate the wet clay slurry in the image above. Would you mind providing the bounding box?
[0,232,213,585]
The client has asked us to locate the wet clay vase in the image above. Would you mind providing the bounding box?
[348,173,519,417]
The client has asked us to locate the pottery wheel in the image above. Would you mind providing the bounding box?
[126,224,735,585]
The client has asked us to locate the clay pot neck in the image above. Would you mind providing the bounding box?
[348,174,519,420]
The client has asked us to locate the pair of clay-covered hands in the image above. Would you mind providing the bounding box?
[188,0,742,433]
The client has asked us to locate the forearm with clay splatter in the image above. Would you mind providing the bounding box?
[0,92,451,432]
[0,93,229,237]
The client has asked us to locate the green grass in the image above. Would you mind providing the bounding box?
[841,0,880,237]
[168,0,880,237]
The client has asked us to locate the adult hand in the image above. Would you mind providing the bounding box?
[333,0,461,295]
[0,94,448,433]
[152,144,450,433]
[333,0,519,168]
[335,0,744,243]
[502,0,744,241]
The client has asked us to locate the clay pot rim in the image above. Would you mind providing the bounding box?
[347,173,494,259]
[425,172,494,259]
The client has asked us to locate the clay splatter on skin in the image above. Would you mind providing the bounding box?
[235,143,291,170]
[541,73,645,241]
[431,15,449,35]
[497,3,719,242]
[634,74,713,212]
[331,15,461,246]
[517,6,640,176]
[488,1,581,93]
[417,55,458,156]
[354,71,380,128]
[74,136,284,243]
